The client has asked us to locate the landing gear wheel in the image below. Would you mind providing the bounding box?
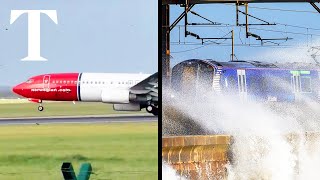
[38,106,44,111]
[146,106,153,113]
[146,105,158,116]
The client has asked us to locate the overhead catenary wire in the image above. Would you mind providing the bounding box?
[171,41,310,49]
[244,5,320,14]
[244,26,320,37]
[176,25,320,37]
[172,31,232,53]
[228,3,320,31]
[171,4,320,54]
[179,24,320,32]
[172,28,319,53]
[276,22,320,31]
[224,3,320,14]
[171,40,226,53]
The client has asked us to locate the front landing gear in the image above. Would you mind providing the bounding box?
[38,105,44,111]
[37,100,44,111]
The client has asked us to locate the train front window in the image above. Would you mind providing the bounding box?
[198,64,214,90]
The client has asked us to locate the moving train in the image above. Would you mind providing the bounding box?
[171,59,320,102]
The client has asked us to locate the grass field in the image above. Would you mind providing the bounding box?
[0,122,158,180]
[0,101,145,118]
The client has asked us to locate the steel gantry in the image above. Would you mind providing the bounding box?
[162,0,320,86]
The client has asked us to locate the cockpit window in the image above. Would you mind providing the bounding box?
[26,79,34,84]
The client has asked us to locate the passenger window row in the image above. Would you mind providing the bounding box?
[51,80,137,85]
[52,80,78,84]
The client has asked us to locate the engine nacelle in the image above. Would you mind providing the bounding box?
[113,103,141,111]
[101,89,130,103]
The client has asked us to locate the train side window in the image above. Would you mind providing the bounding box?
[60,80,62,84]
[63,80,66,84]
[301,77,311,93]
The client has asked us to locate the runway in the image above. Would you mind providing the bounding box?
[0,114,157,125]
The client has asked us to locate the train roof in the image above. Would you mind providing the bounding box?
[176,59,320,70]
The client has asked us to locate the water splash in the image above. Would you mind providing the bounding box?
[162,161,186,180]
[163,80,320,179]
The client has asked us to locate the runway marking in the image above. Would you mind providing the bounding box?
[0,115,158,125]
[0,120,158,126]
[0,113,153,120]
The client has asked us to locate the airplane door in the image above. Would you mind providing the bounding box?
[237,69,247,100]
[43,75,50,89]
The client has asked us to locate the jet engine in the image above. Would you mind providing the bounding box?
[101,89,130,103]
[113,103,141,111]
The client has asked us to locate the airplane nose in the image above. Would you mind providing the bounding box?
[12,84,23,96]
[12,85,18,94]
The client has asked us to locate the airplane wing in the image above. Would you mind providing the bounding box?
[129,72,158,102]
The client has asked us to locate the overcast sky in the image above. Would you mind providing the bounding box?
[0,0,157,86]
[170,3,320,66]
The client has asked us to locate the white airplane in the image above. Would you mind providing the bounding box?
[13,72,158,116]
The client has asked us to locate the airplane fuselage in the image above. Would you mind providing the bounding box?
[12,72,158,115]
[13,73,150,101]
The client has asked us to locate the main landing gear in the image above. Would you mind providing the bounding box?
[146,105,158,116]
